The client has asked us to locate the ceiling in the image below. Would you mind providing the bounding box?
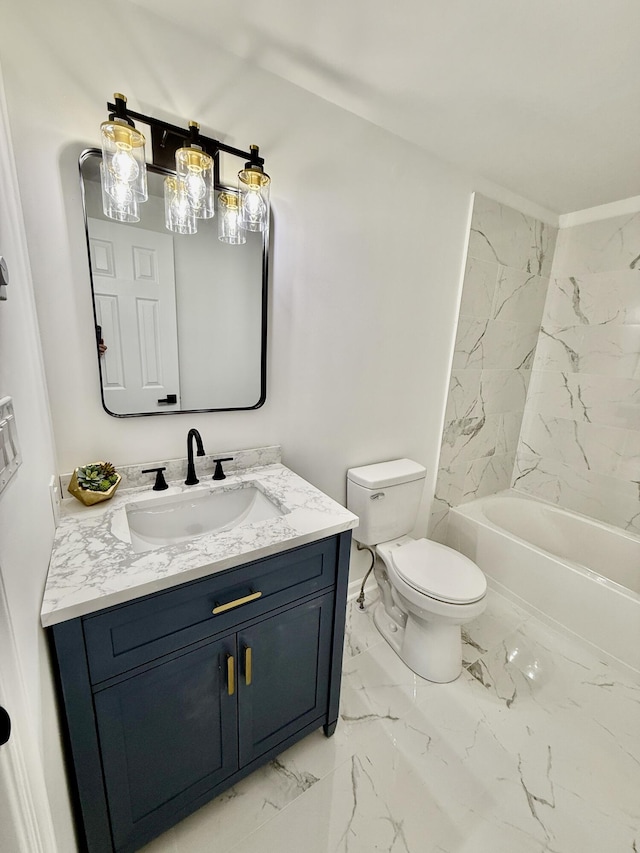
[130,0,640,214]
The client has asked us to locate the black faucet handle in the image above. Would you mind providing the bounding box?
[142,466,168,491]
[212,457,234,481]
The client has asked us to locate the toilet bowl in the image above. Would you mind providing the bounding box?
[374,535,486,682]
[346,459,487,683]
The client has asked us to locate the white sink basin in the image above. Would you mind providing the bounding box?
[126,485,285,553]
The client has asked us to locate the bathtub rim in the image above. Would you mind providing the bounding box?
[449,488,640,605]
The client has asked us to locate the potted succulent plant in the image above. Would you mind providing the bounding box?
[68,461,121,506]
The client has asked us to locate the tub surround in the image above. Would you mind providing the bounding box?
[430,194,558,542]
[42,449,358,627]
[432,195,640,545]
[513,212,640,534]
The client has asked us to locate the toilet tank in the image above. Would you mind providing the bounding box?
[346,459,426,546]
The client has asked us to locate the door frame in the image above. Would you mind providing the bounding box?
[0,568,54,852]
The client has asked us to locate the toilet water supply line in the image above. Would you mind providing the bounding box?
[355,543,376,610]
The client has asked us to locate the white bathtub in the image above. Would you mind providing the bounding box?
[447,490,640,673]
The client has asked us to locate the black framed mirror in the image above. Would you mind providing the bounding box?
[79,149,268,417]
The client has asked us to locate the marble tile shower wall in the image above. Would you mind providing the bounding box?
[430,194,557,541]
[513,212,640,533]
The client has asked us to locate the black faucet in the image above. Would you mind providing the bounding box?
[185,428,205,485]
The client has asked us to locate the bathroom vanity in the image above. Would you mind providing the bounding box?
[42,450,357,853]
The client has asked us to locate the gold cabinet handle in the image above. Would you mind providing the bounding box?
[244,646,252,686]
[212,590,262,615]
[226,654,235,696]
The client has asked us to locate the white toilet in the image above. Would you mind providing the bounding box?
[347,459,487,683]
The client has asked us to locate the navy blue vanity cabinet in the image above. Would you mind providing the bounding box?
[50,531,351,853]
[94,634,238,851]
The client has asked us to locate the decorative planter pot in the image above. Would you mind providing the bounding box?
[68,467,121,506]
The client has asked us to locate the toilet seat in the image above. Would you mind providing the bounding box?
[388,538,486,604]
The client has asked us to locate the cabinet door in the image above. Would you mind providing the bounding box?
[237,593,334,766]
[94,636,237,851]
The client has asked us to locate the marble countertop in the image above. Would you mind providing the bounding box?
[41,462,358,627]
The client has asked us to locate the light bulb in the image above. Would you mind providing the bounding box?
[164,176,197,234]
[218,192,246,244]
[111,144,139,183]
[238,164,270,232]
[100,162,139,222]
[184,168,206,205]
[176,146,214,218]
[100,113,148,201]
[244,190,265,217]
[172,193,191,223]
[108,180,134,206]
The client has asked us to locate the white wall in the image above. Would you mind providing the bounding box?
[0,69,76,851]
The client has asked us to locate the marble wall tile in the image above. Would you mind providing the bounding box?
[459,257,499,318]
[444,369,483,421]
[468,194,557,277]
[545,271,640,327]
[492,268,549,322]
[427,509,450,545]
[452,317,516,370]
[514,453,640,534]
[524,371,640,429]
[480,369,530,414]
[433,462,467,512]
[462,452,515,502]
[535,324,640,379]
[579,325,640,379]
[534,325,584,373]
[431,195,557,535]
[567,374,640,430]
[512,451,561,502]
[519,413,628,479]
[439,413,501,468]
[441,196,640,536]
[496,411,526,454]
[553,212,640,275]
[510,323,543,369]
[622,430,640,480]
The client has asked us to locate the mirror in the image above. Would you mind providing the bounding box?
[79,150,268,417]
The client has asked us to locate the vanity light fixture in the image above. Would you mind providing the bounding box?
[100,94,147,221]
[174,122,215,221]
[100,163,139,222]
[217,191,246,244]
[164,176,197,235]
[238,145,271,233]
[99,94,270,238]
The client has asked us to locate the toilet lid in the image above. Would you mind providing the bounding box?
[389,539,486,604]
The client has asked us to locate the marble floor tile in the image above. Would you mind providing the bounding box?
[343,590,383,659]
[142,590,640,853]
[462,587,531,666]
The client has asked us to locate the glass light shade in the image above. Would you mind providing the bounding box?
[100,163,139,222]
[164,177,197,235]
[175,147,214,219]
[100,118,148,202]
[238,166,270,232]
[217,192,246,244]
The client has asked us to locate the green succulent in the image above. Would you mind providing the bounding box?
[76,462,119,491]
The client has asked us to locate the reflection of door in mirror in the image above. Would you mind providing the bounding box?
[89,219,181,414]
